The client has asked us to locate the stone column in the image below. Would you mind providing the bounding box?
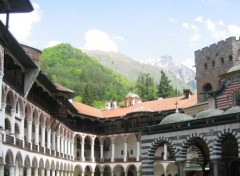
[111,143,115,162]
[136,141,140,161]
[0,164,4,176]
[57,135,60,155]
[41,126,46,148]
[124,142,128,162]
[19,166,23,176]
[176,161,184,176]
[0,45,4,108]
[56,170,59,176]
[34,167,38,176]
[81,142,85,161]
[10,109,16,137]
[212,159,219,176]
[47,128,51,149]
[34,123,39,147]
[19,115,24,141]
[51,169,56,176]
[46,169,50,176]
[100,171,103,176]
[91,143,95,162]
[9,165,15,176]
[164,143,168,160]
[52,132,56,154]
[27,121,32,143]
[100,144,103,161]
[26,167,31,176]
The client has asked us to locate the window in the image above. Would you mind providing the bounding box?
[220,57,224,64]
[204,63,207,69]
[235,94,240,106]
[212,61,215,68]
[229,55,233,62]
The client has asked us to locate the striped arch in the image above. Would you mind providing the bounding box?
[148,136,177,160]
[179,133,210,164]
[213,128,240,158]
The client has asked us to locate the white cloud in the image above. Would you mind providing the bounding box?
[82,29,121,52]
[0,3,41,44]
[112,35,126,42]
[168,17,176,23]
[45,40,62,48]
[183,16,240,45]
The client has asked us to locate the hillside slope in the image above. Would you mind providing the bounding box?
[85,50,195,91]
[40,44,132,107]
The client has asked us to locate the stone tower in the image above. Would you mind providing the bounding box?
[195,36,240,103]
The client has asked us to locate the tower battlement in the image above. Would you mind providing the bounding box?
[195,36,240,56]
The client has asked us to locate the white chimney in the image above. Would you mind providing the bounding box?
[105,102,111,110]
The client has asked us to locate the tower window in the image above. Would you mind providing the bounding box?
[220,57,224,64]
[212,61,215,68]
[235,94,240,106]
[204,63,207,69]
[229,55,233,62]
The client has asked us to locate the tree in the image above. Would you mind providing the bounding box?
[135,72,157,101]
[158,71,174,98]
[82,84,93,106]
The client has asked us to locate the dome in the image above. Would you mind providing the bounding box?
[195,108,223,119]
[227,65,240,73]
[223,106,240,115]
[160,113,193,125]
[125,93,140,98]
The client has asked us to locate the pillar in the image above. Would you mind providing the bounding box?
[212,159,219,176]
[51,132,56,151]
[91,143,95,162]
[47,129,51,149]
[176,161,184,176]
[81,142,85,161]
[19,166,23,176]
[10,109,15,137]
[34,167,38,176]
[46,169,50,176]
[26,167,31,176]
[0,45,4,108]
[0,164,3,176]
[57,135,60,154]
[100,171,103,176]
[34,123,39,146]
[19,115,24,141]
[100,144,103,161]
[9,165,15,176]
[41,126,45,148]
[51,170,55,176]
[136,141,140,161]
[27,121,32,144]
[111,143,115,162]
[164,143,168,160]
[56,170,59,176]
[124,142,127,162]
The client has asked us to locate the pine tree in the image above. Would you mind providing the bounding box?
[135,72,157,101]
[158,71,173,98]
[82,84,93,106]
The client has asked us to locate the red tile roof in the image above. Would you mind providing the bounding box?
[72,95,197,118]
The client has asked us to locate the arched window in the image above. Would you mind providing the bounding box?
[212,61,215,68]
[203,83,212,92]
[235,94,240,106]
[220,57,224,65]
[204,63,208,70]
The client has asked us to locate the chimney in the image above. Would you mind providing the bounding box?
[112,100,117,110]
[105,102,111,110]
[183,89,193,99]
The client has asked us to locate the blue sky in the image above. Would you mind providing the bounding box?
[0,0,239,68]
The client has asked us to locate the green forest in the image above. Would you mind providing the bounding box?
[41,44,180,108]
[40,44,132,108]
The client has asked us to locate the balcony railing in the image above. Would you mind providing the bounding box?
[5,135,14,145]
[16,139,23,148]
[25,142,31,150]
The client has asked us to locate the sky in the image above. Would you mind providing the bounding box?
[0,0,240,69]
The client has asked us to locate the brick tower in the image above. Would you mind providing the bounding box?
[195,37,240,103]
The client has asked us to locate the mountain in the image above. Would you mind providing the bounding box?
[40,44,132,108]
[85,50,196,91]
[137,56,196,86]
